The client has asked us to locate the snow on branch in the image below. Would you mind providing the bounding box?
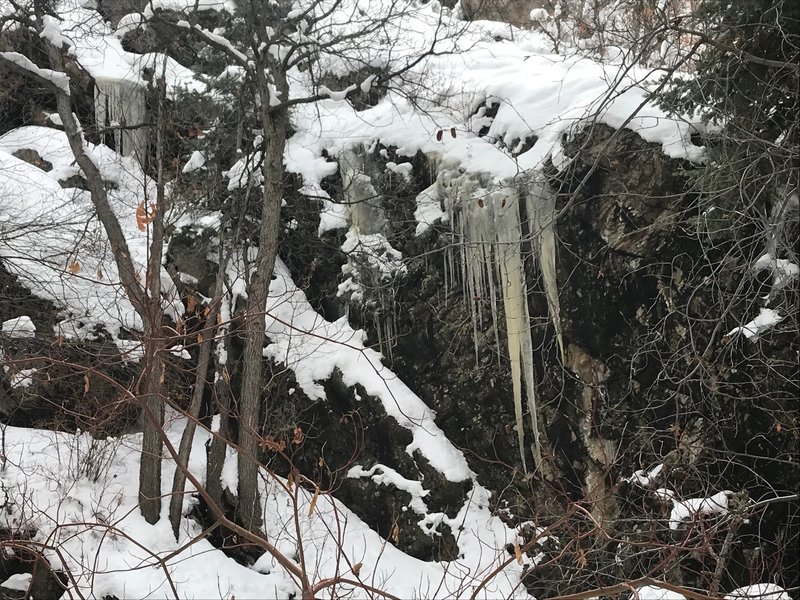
[0,51,70,94]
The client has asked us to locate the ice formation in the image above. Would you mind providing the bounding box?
[94,77,147,159]
[438,168,560,472]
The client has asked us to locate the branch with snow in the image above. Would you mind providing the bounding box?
[0,51,70,94]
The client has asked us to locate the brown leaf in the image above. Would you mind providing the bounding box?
[576,547,587,569]
[260,435,286,453]
[286,470,294,491]
[513,542,523,565]
[136,202,157,231]
[292,426,304,445]
[436,130,443,142]
[391,523,400,544]
[83,373,90,394]
[159,363,166,385]
[68,261,80,274]
[308,487,320,516]
[450,127,457,138]
[96,269,103,280]
[186,295,198,314]
[351,562,362,576]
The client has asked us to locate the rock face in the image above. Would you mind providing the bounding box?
[264,124,797,593]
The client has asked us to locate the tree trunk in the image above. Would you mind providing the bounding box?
[236,75,288,532]
[169,267,225,538]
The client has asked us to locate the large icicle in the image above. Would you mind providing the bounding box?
[526,173,564,362]
[492,188,543,472]
[94,78,147,159]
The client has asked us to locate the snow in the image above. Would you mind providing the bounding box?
[0,573,32,592]
[347,463,429,514]
[669,490,732,530]
[0,417,527,599]
[243,256,472,482]
[40,14,70,49]
[727,308,784,341]
[1,316,36,338]
[0,51,71,94]
[754,252,799,295]
[7,368,37,388]
[625,463,664,488]
[725,584,792,600]
[415,184,447,235]
[182,149,207,173]
[0,127,184,352]
[637,584,687,600]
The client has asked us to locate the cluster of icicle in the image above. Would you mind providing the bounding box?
[436,166,563,474]
[94,77,147,159]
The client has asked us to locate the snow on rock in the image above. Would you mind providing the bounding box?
[182,150,207,173]
[753,252,799,295]
[0,573,32,592]
[725,584,792,600]
[625,463,664,488]
[727,308,784,341]
[347,463,430,514]
[255,257,472,482]
[7,368,37,388]
[1,316,36,338]
[414,184,447,235]
[669,490,732,530]
[637,584,687,600]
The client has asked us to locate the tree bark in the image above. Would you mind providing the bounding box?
[169,267,225,538]
[236,57,288,532]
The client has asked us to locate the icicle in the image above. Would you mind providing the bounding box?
[492,188,542,472]
[94,78,147,160]
[525,174,564,362]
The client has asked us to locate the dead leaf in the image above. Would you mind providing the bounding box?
[450,127,457,138]
[292,426,304,445]
[435,130,443,142]
[308,487,320,516]
[576,547,587,569]
[186,295,198,314]
[391,523,399,544]
[351,562,362,576]
[136,202,157,231]
[513,542,522,565]
[776,422,782,433]
[159,363,166,385]
[83,373,90,394]
[260,435,286,453]
[68,261,80,274]
[96,269,103,280]
[286,470,294,491]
